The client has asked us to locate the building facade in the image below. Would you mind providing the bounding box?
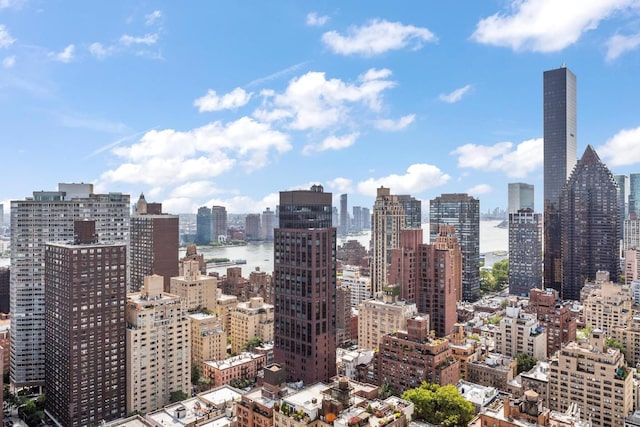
[494,306,547,360]
[526,289,576,357]
[371,187,406,296]
[130,194,179,292]
[508,209,542,297]
[357,293,418,351]
[126,275,191,414]
[548,329,633,427]
[196,206,213,245]
[230,297,274,354]
[44,221,126,426]
[170,260,218,312]
[273,185,337,384]
[430,193,480,302]
[560,145,620,300]
[10,183,129,388]
[245,214,261,241]
[212,206,228,242]
[189,313,226,372]
[543,66,577,294]
[630,173,640,218]
[508,183,535,213]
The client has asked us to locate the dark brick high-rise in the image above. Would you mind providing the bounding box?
[45,221,126,426]
[130,194,179,292]
[560,145,619,300]
[273,185,336,384]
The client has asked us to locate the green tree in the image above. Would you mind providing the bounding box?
[170,390,189,403]
[242,336,263,351]
[492,259,509,286]
[516,353,538,374]
[402,383,474,427]
[480,269,496,294]
[191,365,201,384]
[606,337,625,352]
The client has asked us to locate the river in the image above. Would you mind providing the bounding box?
[187,220,508,275]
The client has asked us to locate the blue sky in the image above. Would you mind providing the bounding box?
[2,1,640,215]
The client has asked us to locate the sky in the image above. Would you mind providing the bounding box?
[1,1,640,215]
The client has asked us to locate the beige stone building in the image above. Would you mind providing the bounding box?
[549,329,633,427]
[189,312,227,372]
[217,294,239,332]
[467,353,517,392]
[126,275,191,414]
[582,281,633,333]
[612,315,640,368]
[230,297,274,354]
[357,292,418,351]
[494,306,547,360]
[170,260,218,312]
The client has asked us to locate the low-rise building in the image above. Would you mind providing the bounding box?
[467,354,517,392]
[203,352,268,388]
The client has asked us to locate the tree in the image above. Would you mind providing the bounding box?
[170,390,189,403]
[492,259,509,286]
[242,336,263,352]
[516,353,537,374]
[191,365,201,384]
[402,383,474,427]
[606,337,625,352]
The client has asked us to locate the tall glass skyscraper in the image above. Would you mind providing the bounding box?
[508,183,534,213]
[543,66,577,292]
[429,193,480,302]
[560,146,619,300]
[630,173,640,218]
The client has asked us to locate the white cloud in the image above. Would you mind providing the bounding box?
[322,19,437,56]
[471,0,632,52]
[451,138,543,178]
[2,55,15,68]
[375,114,415,131]
[303,132,359,155]
[0,0,24,8]
[100,117,291,187]
[145,10,162,26]
[202,193,280,214]
[120,33,159,46]
[306,12,329,27]
[0,25,15,48]
[169,181,225,199]
[598,126,640,166]
[89,42,114,60]
[246,61,308,87]
[51,44,75,63]
[606,32,640,61]
[258,68,396,131]
[439,84,472,103]
[357,164,450,196]
[194,88,253,112]
[327,177,353,193]
[466,184,493,195]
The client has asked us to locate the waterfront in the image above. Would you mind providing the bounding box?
[187,220,509,275]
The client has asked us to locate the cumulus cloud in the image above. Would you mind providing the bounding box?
[145,10,162,26]
[0,25,15,48]
[322,19,436,56]
[327,177,353,193]
[256,68,396,131]
[169,181,226,199]
[471,0,632,52]
[357,164,450,196]
[202,193,280,214]
[606,32,640,61]
[99,117,291,188]
[451,138,543,178]
[3,55,15,68]
[51,44,75,63]
[120,33,159,46]
[194,88,253,112]
[466,184,493,195]
[306,12,329,27]
[598,126,640,166]
[439,84,472,103]
[374,114,415,131]
[89,42,114,60]
[303,133,359,155]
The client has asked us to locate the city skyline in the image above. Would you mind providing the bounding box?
[2,2,640,214]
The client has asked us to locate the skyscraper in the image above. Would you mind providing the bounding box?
[196,206,212,245]
[371,187,406,296]
[273,185,336,384]
[430,193,480,302]
[261,207,275,241]
[352,206,363,233]
[211,205,228,242]
[340,193,348,235]
[560,145,619,300]
[543,66,577,292]
[45,221,126,426]
[130,194,179,292]
[508,209,542,296]
[630,173,640,218]
[10,183,129,388]
[615,175,629,241]
[508,183,534,213]
[397,194,422,229]
[245,213,261,241]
